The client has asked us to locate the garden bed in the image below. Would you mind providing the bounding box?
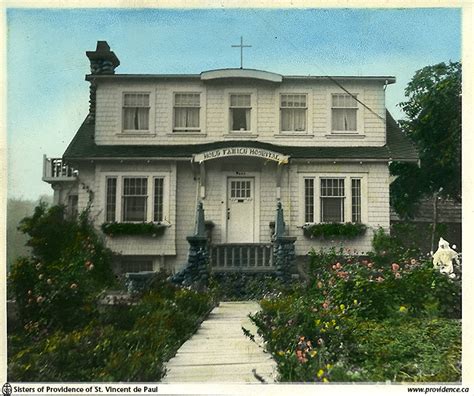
[248,247,462,383]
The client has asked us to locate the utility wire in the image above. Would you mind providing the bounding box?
[250,10,387,123]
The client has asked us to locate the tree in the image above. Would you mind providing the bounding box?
[390,62,461,250]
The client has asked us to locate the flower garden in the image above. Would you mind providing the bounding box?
[248,230,462,383]
[7,204,462,383]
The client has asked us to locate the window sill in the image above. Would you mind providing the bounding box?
[117,132,157,138]
[274,133,314,139]
[223,133,259,139]
[325,133,365,139]
[167,132,207,137]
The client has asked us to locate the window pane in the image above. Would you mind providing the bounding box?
[121,259,153,274]
[321,197,344,222]
[352,179,361,223]
[123,94,150,130]
[230,94,250,107]
[122,177,147,222]
[332,108,356,131]
[106,177,117,222]
[231,108,250,130]
[304,178,314,223]
[175,93,200,107]
[154,178,164,222]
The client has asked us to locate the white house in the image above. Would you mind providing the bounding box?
[43,41,418,275]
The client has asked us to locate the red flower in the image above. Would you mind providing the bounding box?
[391,263,400,272]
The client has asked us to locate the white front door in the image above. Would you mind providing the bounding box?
[226,177,255,243]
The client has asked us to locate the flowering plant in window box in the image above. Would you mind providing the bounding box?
[101,222,168,237]
[303,222,367,239]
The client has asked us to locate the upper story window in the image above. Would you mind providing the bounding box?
[331,93,358,132]
[230,94,251,131]
[280,94,307,132]
[174,93,200,131]
[122,93,150,131]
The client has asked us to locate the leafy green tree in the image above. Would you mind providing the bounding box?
[390,62,461,249]
[391,61,461,215]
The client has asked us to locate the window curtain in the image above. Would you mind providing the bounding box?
[332,109,356,131]
[245,109,250,130]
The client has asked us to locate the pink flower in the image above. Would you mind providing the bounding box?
[70,283,78,289]
[367,262,373,268]
[317,281,323,289]
[391,263,400,272]
[335,262,342,269]
[376,276,384,283]
[317,338,324,345]
[322,301,329,309]
[410,258,417,265]
[36,296,45,304]
[395,272,402,279]
[332,265,337,270]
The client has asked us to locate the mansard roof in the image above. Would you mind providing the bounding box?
[63,111,418,163]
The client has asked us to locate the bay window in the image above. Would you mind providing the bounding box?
[105,175,167,223]
[303,176,364,224]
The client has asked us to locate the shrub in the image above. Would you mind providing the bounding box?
[8,204,114,332]
[303,223,366,239]
[101,222,167,237]
[249,247,461,382]
[8,286,214,382]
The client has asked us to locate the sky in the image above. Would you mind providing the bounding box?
[5,7,462,200]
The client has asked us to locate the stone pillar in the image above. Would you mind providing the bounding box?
[171,202,210,289]
[273,202,296,282]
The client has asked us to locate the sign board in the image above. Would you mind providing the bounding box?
[193,147,289,164]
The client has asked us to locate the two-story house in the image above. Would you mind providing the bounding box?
[43,41,418,275]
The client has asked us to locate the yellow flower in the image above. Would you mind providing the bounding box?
[340,304,345,310]
[315,319,321,325]
[317,369,325,378]
[331,319,336,325]
[326,363,333,370]
[310,350,318,358]
[353,299,358,305]
[399,306,407,313]
[278,351,285,356]
[322,378,329,383]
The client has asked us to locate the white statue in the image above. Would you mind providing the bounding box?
[432,237,459,276]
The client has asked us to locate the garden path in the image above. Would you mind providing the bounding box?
[162,301,277,383]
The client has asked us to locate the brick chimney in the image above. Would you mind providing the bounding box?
[86,41,120,122]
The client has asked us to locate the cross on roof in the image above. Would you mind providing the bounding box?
[231,36,252,69]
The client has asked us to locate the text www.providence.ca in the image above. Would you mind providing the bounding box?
[407,386,470,394]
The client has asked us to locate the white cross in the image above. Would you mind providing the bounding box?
[231,36,252,69]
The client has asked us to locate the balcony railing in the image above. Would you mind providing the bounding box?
[209,243,274,272]
[42,155,77,182]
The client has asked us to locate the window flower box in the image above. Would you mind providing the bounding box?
[303,222,367,239]
[101,222,168,237]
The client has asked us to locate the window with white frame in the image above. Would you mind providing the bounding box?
[122,93,150,131]
[280,94,307,132]
[331,93,358,132]
[303,176,363,224]
[105,176,166,223]
[174,93,200,131]
[230,94,251,131]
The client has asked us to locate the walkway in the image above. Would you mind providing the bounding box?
[162,301,277,383]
